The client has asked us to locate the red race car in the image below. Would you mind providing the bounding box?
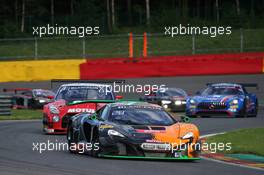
[42,82,122,134]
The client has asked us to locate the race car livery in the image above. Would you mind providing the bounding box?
[67,101,200,160]
[140,88,188,112]
[3,88,55,109]
[43,83,120,134]
[186,83,258,117]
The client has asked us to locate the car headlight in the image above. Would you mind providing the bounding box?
[108,130,125,138]
[232,99,238,105]
[175,100,182,105]
[190,99,195,104]
[39,99,46,103]
[52,115,60,122]
[161,100,171,105]
[181,132,194,139]
[49,105,59,114]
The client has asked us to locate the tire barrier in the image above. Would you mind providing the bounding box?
[0,95,12,116]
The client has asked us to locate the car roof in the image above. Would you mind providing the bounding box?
[60,83,111,87]
[109,101,162,109]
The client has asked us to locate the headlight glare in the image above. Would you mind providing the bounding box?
[49,105,59,114]
[182,132,194,139]
[175,100,182,105]
[52,115,60,122]
[161,100,171,105]
[190,99,195,104]
[232,99,238,104]
[108,130,125,138]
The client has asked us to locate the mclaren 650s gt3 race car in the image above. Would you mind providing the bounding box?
[67,101,201,160]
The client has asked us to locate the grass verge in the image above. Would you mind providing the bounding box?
[207,128,264,156]
[0,109,42,120]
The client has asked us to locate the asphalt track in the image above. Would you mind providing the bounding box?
[0,74,264,175]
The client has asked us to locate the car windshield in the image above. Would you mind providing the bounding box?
[109,107,175,126]
[33,90,55,97]
[201,86,244,96]
[159,88,186,97]
[55,86,113,102]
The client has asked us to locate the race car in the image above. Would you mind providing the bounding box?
[186,83,258,118]
[67,101,200,160]
[43,82,122,134]
[3,88,55,109]
[139,88,188,112]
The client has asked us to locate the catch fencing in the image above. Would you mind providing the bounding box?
[0,29,263,60]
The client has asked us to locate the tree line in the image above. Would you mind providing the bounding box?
[1,0,264,37]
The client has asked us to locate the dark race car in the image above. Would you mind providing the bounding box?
[140,88,188,112]
[43,82,123,134]
[67,101,200,160]
[3,88,55,109]
[186,83,258,118]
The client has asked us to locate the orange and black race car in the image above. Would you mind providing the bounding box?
[67,101,201,160]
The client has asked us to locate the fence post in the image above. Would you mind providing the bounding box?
[82,37,86,59]
[34,37,38,60]
[129,33,133,59]
[192,33,196,55]
[240,28,244,53]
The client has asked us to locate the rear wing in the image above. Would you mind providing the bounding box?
[51,79,125,89]
[206,83,258,90]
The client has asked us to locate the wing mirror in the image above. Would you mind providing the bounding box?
[115,95,123,100]
[89,113,97,120]
[180,116,191,123]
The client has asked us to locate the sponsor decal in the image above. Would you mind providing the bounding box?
[67,108,95,113]
[136,129,165,133]
[99,125,114,129]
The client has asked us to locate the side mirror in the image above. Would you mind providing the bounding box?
[115,95,123,100]
[180,116,191,123]
[89,113,97,120]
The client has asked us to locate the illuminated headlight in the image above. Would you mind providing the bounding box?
[39,99,46,103]
[108,130,125,138]
[49,105,59,114]
[181,132,194,139]
[52,115,60,122]
[163,104,168,109]
[175,100,182,105]
[232,99,238,105]
[161,100,172,105]
[190,99,195,104]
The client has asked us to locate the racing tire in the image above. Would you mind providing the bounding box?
[251,100,258,118]
[236,100,248,118]
[91,129,101,157]
[67,124,77,154]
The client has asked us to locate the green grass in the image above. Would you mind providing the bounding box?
[0,109,42,120]
[207,128,264,156]
[0,29,263,60]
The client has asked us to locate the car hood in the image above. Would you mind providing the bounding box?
[192,95,243,103]
[112,123,199,144]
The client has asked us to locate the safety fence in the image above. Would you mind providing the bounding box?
[0,95,12,116]
[0,29,263,60]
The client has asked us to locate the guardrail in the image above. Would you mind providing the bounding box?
[0,95,12,116]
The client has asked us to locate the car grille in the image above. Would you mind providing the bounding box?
[61,114,76,128]
[197,102,226,110]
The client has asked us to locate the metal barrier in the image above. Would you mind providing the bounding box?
[0,95,12,116]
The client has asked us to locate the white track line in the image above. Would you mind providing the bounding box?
[200,133,264,171]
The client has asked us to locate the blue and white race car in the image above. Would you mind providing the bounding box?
[186,83,258,117]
